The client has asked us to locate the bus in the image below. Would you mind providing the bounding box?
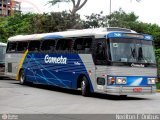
[0,42,7,76]
[5,27,157,96]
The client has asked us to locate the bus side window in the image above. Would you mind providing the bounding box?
[95,41,106,65]
[41,40,55,52]
[28,41,40,52]
[17,41,28,52]
[73,37,92,53]
[84,38,92,52]
[7,42,17,53]
[56,39,73,51]
[65,39,73,50]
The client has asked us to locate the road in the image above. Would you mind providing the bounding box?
[0,79,160,114]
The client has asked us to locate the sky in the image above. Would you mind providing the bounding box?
[18,0,160,25]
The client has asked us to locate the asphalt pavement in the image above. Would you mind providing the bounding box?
[0,78,160,114]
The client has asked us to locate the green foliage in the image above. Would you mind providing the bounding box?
[155,49,160,59]
[0,13,35,43]
[108,9,139,28]
[156,82,160,89]
[0,11,82,43]
[49,11,82,30]
[155,49,160,76]
[0,8,160,50]
[82,12,107,28]
[0,9,160,74]
[105,9,160,49]
[134,23,160,48]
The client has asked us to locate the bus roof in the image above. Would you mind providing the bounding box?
[8,27,139,42]
[0,42,7,46]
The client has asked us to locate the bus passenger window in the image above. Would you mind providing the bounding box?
[73,37,92,53]
[56,39,72,51]
[28,41,40,52]
[17,42,28,52]
[84,38,92,52]
[7,42,17,52]
[41,40,55,51]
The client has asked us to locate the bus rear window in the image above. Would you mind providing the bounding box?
[7,42,17,52]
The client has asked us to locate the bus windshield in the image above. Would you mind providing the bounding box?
[109,38,156,64]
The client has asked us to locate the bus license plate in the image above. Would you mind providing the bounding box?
[133,88,142,92]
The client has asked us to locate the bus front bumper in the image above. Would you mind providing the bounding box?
[0,72,5,76]
[104,86,156,95]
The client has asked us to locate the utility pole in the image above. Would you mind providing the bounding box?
[109,0,112,15]
[108,0,112,27]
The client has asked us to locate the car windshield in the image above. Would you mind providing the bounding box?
[109,38,156,64]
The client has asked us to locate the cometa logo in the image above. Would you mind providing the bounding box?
[131,63,145,68]
[44,54,67,64]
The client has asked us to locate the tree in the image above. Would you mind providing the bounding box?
[47,0,87,16]
[47,0,87,28]
[0,11,83,43]
[156,49,160,77]
[82,8,160,48]
[107,8,139,28]
[0,13,34,43]
[82,12,107,28]
[41,11,82,32]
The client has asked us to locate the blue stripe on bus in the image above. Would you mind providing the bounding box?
[22,53,94,92]
[42,35,63,40]
[108,76,156,86]
[107,32,153,41]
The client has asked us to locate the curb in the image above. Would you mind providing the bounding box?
[157,90,160,92]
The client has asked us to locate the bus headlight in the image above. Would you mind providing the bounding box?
[148,78,156,84]
[116,77,127,84]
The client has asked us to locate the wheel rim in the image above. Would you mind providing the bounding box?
[81,81,86,92]
[20,71,24,84]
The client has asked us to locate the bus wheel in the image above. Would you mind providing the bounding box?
[81,76,90,96]
[120,95,127,98]
[19,70,25,85]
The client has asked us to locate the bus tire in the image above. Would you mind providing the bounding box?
[120,95,127,98]
[81,76,90,96]
[19,70,26,85]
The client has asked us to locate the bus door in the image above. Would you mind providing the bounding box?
[94,39,107,90]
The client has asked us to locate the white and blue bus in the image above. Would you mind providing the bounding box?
[0,42,7,76]
[5,27,157,96]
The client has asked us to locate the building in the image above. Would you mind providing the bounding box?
[0,0,21,17]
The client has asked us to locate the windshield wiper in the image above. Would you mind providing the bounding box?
[130,47,136,59]
[138,47,143,61]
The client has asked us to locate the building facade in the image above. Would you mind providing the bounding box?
[0,0,21,17]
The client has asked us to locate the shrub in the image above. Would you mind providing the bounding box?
[156,82,160,89]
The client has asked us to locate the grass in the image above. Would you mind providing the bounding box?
[156,82,160,90]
